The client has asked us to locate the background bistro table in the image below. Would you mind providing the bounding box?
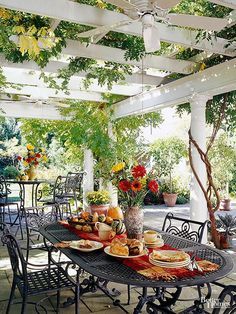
[6,179,51,210]
[40,223,234,314]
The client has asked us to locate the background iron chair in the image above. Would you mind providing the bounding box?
[22,204,60,262]
[0,175,23,238]
[41,175,72,218]
[129,212,209,312]
[162,212,209,243]
[1,224,79,314]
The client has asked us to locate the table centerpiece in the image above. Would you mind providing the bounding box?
[17,144,48,180]
[111,162,159,240]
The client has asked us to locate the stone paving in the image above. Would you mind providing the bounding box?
[0,203,236,313]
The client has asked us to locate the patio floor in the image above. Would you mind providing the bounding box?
[0,204,236,313]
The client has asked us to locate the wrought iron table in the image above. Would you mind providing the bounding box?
[6,179,52,210]
[40,223,234,314]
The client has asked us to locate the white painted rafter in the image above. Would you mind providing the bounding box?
[0,56,164,86]
[208,0,236,9]
[0,0,235,56]
[114,58,236,118]
[3,85,107,102]
[0,101,64,120]
[2,67,148,96]
[62,40,196,74]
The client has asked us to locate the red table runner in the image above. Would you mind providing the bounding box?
[60,222,215,281]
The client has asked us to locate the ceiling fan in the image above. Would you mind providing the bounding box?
[77,0,229,53]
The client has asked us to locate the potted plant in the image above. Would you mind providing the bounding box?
[86,190,110,215]
[16,144,48,180]
[160,180,178,207]
[149,137,187,207]
[216,214,236,249]
[3,166,21,179]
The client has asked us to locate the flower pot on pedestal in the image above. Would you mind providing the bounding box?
[163,193,178,207]
[220,199,231,211]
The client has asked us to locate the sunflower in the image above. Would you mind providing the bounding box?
[111,162,125,173]
[131,180,142,192]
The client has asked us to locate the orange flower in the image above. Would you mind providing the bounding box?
[131,180,142,192]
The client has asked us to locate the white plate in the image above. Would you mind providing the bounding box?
[145,239,164,248]
[104,246,148,259]
[149,252,190,268]
[149,256,190,265]
[70,240,103,252]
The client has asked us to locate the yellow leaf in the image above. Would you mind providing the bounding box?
[27,25,37,36]
[18,35,29,55]
[0,8,11,19]
[37,26,48,37]
[96,0,106,9]
[13,25,25,34]
[199,63,206,72]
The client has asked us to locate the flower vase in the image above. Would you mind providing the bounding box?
[27,166,37,181]
[124,206,143,240]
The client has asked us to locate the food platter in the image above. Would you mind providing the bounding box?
[104,246,148,259]
[69,240,103,252]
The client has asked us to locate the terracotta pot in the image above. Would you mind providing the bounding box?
[26,166,37,181]
[219,232,229,249]
[90,204,109,215]
[124,206,143,240]
[220,199,231,211]
[163,193,178,207]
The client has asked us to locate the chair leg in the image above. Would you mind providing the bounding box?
[8,205,12,224]
[21,293,28,314]
[6,279,16,314]
[75,271,80,314]
[127,284,131,305]
[56,290,60,313]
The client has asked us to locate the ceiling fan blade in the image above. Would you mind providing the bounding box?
[78,20,134,39]
[167,14,229,31]
[143,25,161,53]
[153,0,181,9]
[104,0,137,10]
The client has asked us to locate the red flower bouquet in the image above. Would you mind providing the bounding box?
[111,163,159,207]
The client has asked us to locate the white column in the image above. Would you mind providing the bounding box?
[83,148,94,210]
[107,122,118,207]
[190,94,210,243]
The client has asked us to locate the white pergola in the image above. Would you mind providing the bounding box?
[0,0,236,241]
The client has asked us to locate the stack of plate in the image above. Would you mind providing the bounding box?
[144,238,164,248]
[149,250,190,268]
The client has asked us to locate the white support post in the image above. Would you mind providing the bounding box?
[190,94,210,243]
[83,148,94,210]
[107,122,118,207]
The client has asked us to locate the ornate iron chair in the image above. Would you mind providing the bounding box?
[128,213,209,311]
[0,175,23,238]
[42,175,72,218]
[162,212,209,243]
[1,224,79,314]
[23,204,59,262]
[63,172,84,210]
[212,284,236,314]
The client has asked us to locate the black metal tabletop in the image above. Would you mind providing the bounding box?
[40,223,234,289]
[5,179,50,185]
